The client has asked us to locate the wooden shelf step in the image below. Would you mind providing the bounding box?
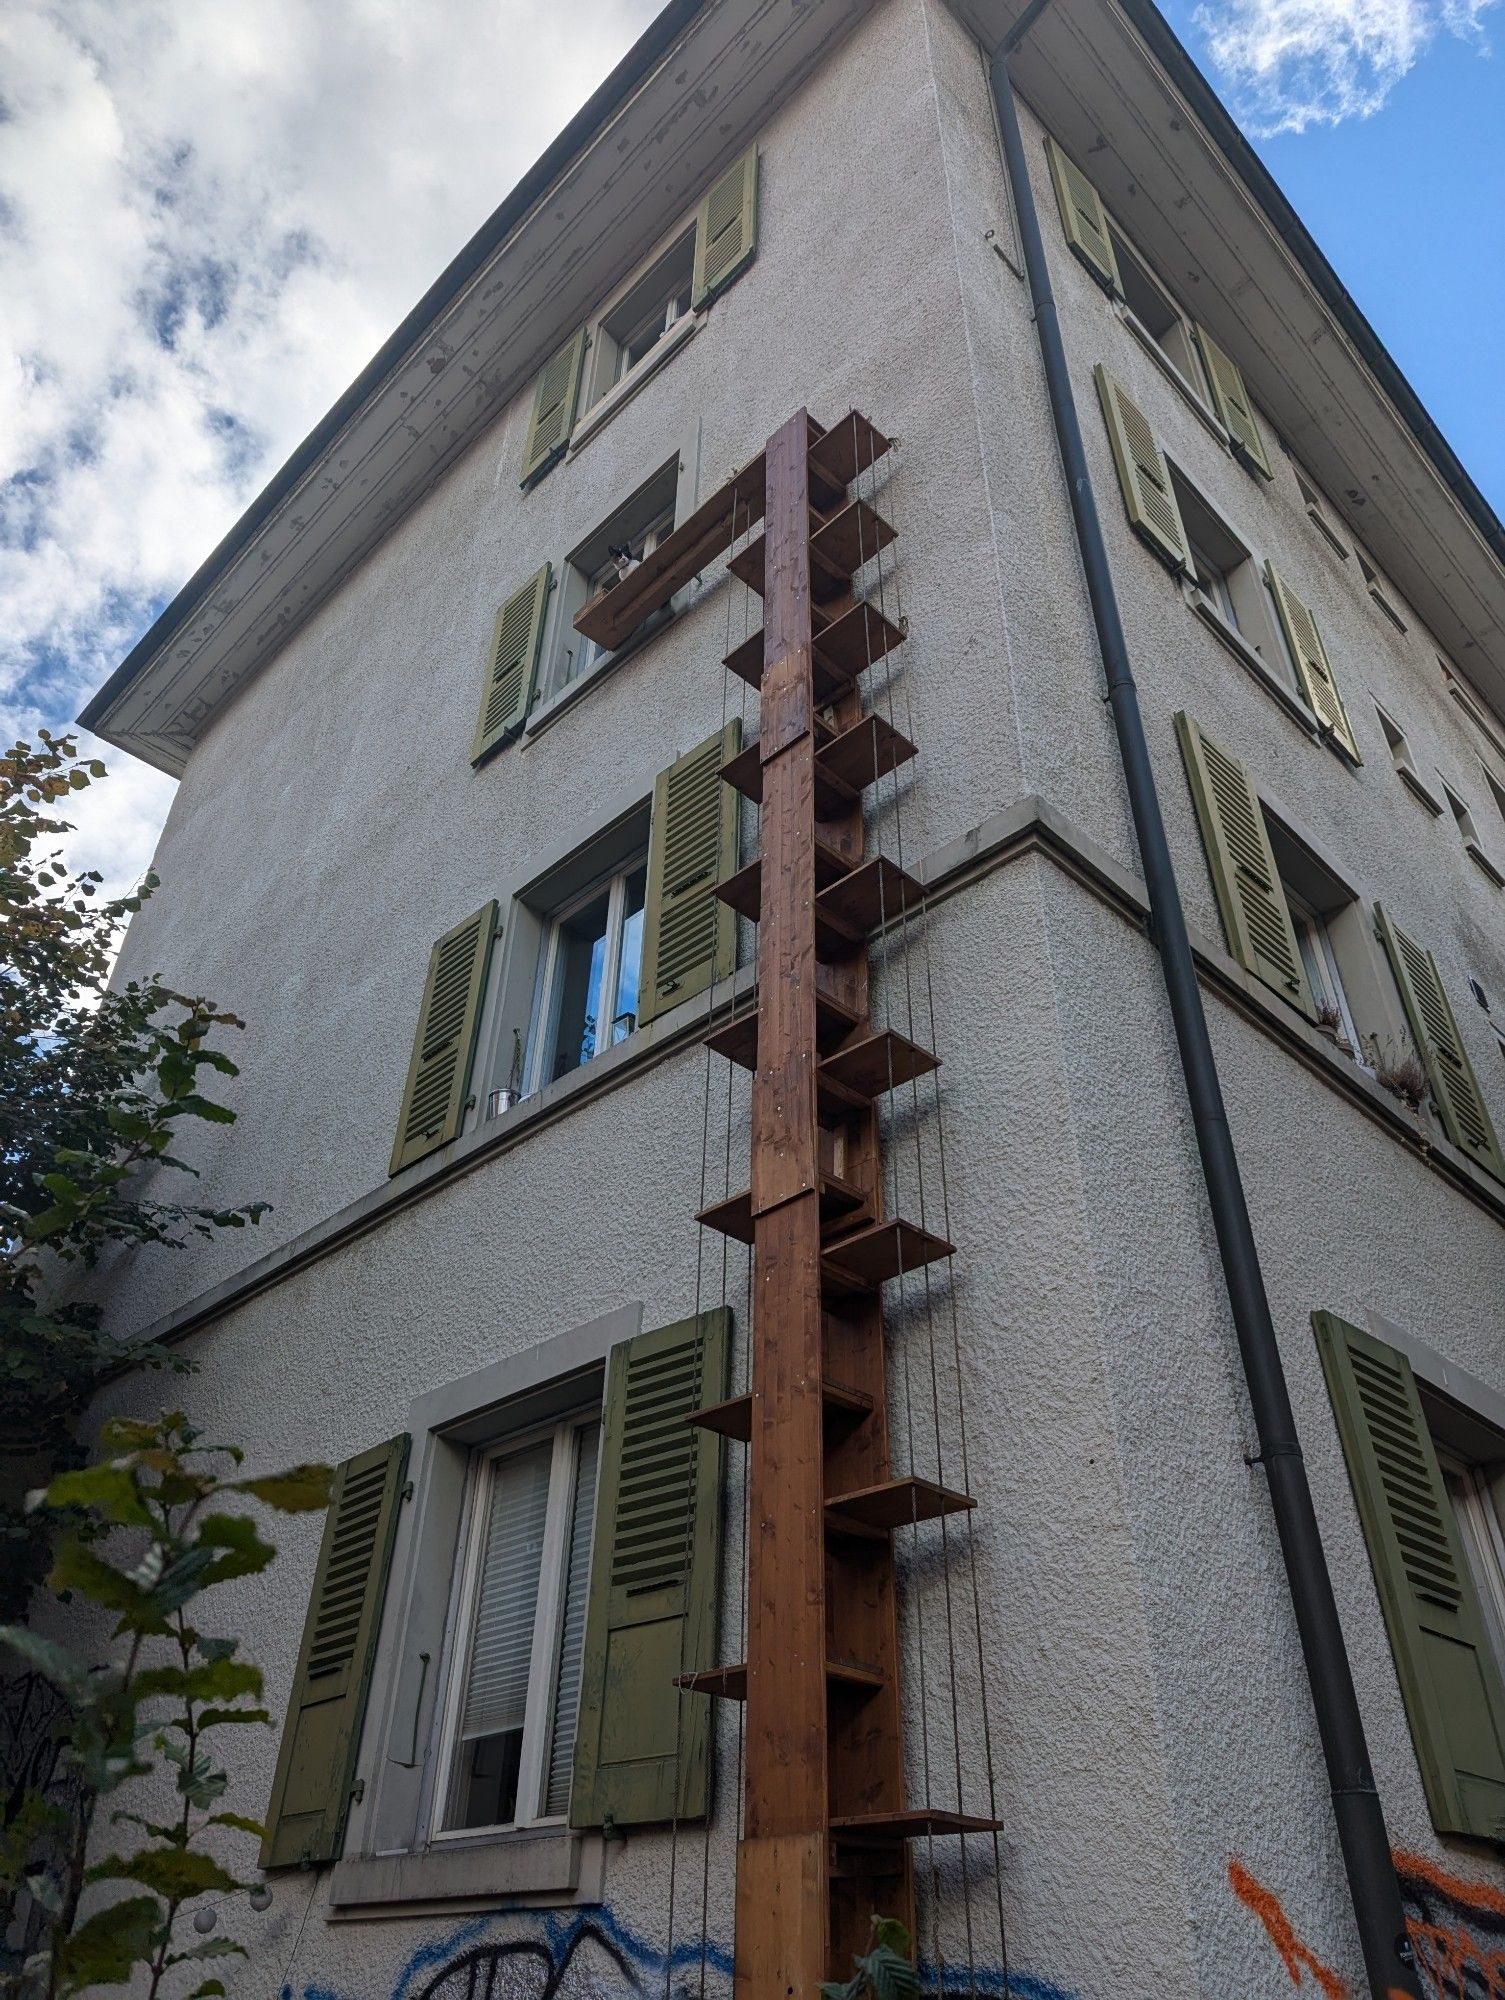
[720,714,915,819]
[820,1217,954,1296]
[809,410,894,491]
[825,1475,975,1536]
[697,1173,867,1246]
[576,457,767,649]
[678,1657,887,1702]
[713,841,856,929]
[819,1028,938,1101]
[685,1382,875,1442]
[816,855,924,951]
[704,990,859,1070]
[724,628,855,705]
[722,602,904,700]
[829,1809,1004,1846]
[728,501,896,606]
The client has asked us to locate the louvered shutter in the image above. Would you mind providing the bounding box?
[1314,1314,1505,1842]
[1175,713,1313,1016]
[1265,564,1361,761]
[389,903,497,1176]
[519,328,587,489]
[261,1436,409,1868]
[569,1310,730,1828]
[691,148,758,309]
[1045,137,1121,294]
[638,721,740,1027]
[1375,905,1505,1180]
[1192,324,1272,479]
[1095,366,1190,574]
[471,565,551,766]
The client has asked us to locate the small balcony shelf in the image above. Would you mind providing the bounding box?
[678,1657,886,1702]
[720,713,916,819]
[697,1172,868,1246]
[829,1809,1004,1845]
[825,1475,974,1538]
[820,1217,954,1297]
[729,500,897,605]
[809,411,893,491]
[713,854,923,959]
[703,990,859,1070]
[818,1028,938,1102]
[684,1381,874,1442]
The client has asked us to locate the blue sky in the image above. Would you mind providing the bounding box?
[0,0,1499,892]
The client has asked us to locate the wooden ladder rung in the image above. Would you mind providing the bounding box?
[697,1173,867,1246]
[808,410,894,490]
[815,856,924,950]
[704,991,860,1070]
[825,1475,974,1536]
[685,1382,875,1442]
[721,715,914,819]
[829,1808,1004,1845]
[714,843,860,929]
[810,497,896,582]
[818,1028,938,1101]
[820,1217,954,1296]
[678,1657,887,1702]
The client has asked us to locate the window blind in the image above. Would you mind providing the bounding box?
[545,1425,600,1816]
[457,1441,553,1747]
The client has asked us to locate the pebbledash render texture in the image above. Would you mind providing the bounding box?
[60,0,1505,1994]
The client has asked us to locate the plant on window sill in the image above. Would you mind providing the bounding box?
[820,1919,919,2000]
[1313,1001,1354,1057]
[1363,1034,1428,1114]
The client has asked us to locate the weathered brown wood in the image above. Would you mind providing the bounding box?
[735,1835,829,1997]
[683,1382,874,1442]
[698,1173,867,1246]
[704,990,859,1071]
[677,1656,885,1701]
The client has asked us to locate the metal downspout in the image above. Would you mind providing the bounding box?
[986,19,1419,1996]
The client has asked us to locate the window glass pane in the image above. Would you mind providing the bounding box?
[544,1424,601,1817]
[612,866,648,1044]
[552,890,612,1082]
[449,1440,553,1830]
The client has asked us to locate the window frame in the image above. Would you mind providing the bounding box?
[1440,1447,1505,1681]
[522,852,649,1097]
[1293,466,1350,560]
[585,225,698,412]
[1442,780,1505,887]
[1104,220,1212,408]
[1374,705,1444,816]
[431,1404,601,1842]
[1283,881,1363,1059]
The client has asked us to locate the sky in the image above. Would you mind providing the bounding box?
[1,0,1500,900]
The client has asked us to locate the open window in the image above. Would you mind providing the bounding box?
[1166,468,1292,691]
[553,461,681,697]
[524,850,649,1095]
[1357,548,1408,633]
[1374,706,1443,815]
[1443,781,1505,887]
[585,232,696,410]
[1105,221,1207,398]
[1263,816,1369,1064]
[1294,467,1350,559]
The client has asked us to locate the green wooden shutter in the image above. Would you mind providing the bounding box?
[1192,324,1272,479]
[261,1435,409,1868]
[389,903,497,1175]
[471,565,552,766]
[1375,905,1505,1179]
[1314,1313,1505,1842]
[1175,712,1313,1015]
[638,721,740,1027]
[1095,366,1190,574]
[519,328,587,488]
[1265,564,1361,762]
[1045,137,1120,293]
[691,147,758,309]
[570,1309,730,1828]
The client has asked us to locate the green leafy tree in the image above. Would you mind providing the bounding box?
[820,1919,921,2000]
[0,1411,330,1997]
[1,732,268,1617]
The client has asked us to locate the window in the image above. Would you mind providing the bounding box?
[1356,548,1407,633]
[587,233,695,407]
[1443,781,1505,886]
[1374,706,1443,815]
[437,1411,600,1835]
[1106,221,1207,397]
[1441,1449,1505,1677]
[1294,467,1349,559]
[524,855,648,1093]
[1167,468,1293,687]
[554,461,680,695]
[1264,815,1368,1063]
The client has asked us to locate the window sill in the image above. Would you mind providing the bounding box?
[1467,840,1505,889]
[524,608,676,742]
[568,313,701,458]
[1305,505,1350,561]
[328,1828,604,1917]
[1182,582,1320,740]
[1113,300,1229,451]
[1396,764,1445,817]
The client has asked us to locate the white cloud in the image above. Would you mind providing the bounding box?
[1194,0,1497,132]
[0,0,659,891]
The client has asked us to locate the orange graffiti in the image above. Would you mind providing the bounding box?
[1228,1859,1351,1997]
[1232,1851,1505,1999]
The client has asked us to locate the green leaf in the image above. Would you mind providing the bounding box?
[853,1945,920,2000]
[163,1939,247,1966]
[186,1983,228,1998]
[90,1846,241,1899]
[196,1705,271,1730]
[54,1894,160,1990]
[49,1534,151,1615]
[871,1919,912,1956]
[196,1635,238,1662]
[207,1810,268,1838]
[38,1461,153,1526]
[194,1512,274,1585]
[230,1463,332,1512]
[134,1658,263,1705]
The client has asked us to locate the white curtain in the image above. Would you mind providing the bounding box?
[544,1425,600,1815]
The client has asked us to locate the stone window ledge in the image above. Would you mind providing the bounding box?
[328,1828,604,1918]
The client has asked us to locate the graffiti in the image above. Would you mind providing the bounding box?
[1232,1851,1505,1999]
[287,1905,1076,2000]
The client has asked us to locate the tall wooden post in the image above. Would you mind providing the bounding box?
[736,409,831,1994]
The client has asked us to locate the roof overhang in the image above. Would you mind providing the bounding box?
[79,0,871,774]
[951,0,1505,720]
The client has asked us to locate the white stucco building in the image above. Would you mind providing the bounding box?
[66,0,1505,1992]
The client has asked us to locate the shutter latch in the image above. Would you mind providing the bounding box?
[350,1777,366,1804]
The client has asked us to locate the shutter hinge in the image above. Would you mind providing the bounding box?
[401,1480,415,1502]
[350,1778,366,1805]
[602,1810,622,1842]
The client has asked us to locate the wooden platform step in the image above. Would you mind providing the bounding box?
[821,1217,954,1296]
[720,713,916,818]
[829,1808,1004,1845]
[714,854,923,957]
[684,1381,874,1442]
[826,1475,975,1537]
[809,410,894,491]
[722,601,905,702]
[819,1028,938,1101]
[678,1657,886,1702]
[729,500,896,604]
[697,1173,867,1246]
[704,990,859,1070]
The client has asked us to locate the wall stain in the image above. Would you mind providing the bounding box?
[1232,1850,1505,1998]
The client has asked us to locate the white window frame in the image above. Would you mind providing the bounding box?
[1440,1447,1505,1677]
[523,855,648,1096]
[1284,883,1363,1058]
[1294,466,1350,560]
[1104,217,1212,415]
[569,499,677,686]
[432,1408,599,1840]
